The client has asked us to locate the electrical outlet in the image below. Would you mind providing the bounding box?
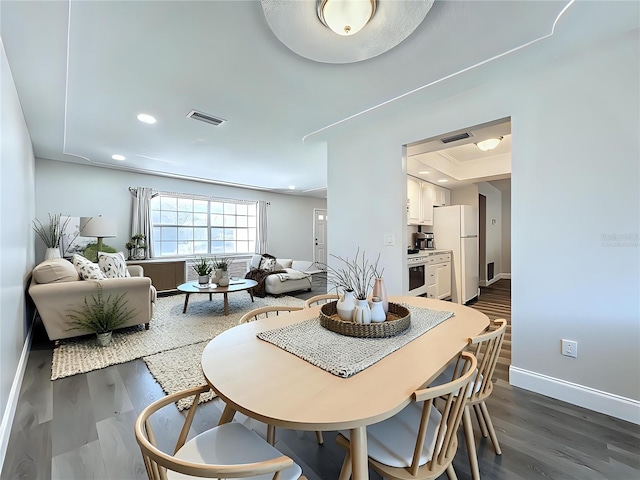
[561,339,578,358]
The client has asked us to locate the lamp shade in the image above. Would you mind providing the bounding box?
[80,216,117,238]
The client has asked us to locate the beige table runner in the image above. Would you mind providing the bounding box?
[256,305,454,378]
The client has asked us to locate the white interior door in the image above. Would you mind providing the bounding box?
[313,209,327,265]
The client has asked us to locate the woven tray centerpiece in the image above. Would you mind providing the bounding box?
[319,301,411,338]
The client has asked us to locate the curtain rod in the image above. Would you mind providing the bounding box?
[129,187,270,205]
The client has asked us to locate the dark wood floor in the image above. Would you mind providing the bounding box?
[3,280,639,479]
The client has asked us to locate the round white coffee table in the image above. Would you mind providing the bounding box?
[177,279,258,316]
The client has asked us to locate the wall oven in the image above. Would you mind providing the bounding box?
[408,255,429,296]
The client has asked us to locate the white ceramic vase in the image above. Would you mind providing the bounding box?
[217,272,229,287]
[45,247,61,261]
[370,296,386,323]
[198,275,210,286]
[336,289,356,321]
[352,299,371,325]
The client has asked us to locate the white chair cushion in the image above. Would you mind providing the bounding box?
[432,360,482,398]
[169,422,302,480]
[340,402,442,468]
[98,251,131,278]
[72,254,106,280]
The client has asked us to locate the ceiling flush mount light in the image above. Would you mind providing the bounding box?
[317,0,376,36]
[137,113,156,124]
[111,154,126,161]
[261,0,434,64]
[475,137,503,152]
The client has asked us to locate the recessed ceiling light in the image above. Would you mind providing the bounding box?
[137,113,156,124]
[288,185,296,190]
[437,179,448,183]
[111,154,126,161]
[418,170,431,175]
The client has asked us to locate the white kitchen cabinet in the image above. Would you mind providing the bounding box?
[407,176,422,225]
[435,261,452,299]
[425,257,451,300]
[407,176,437,226]
[421,182,434,225]
[433,185,451,207]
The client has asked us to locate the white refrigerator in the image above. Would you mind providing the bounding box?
[433,205,479,304]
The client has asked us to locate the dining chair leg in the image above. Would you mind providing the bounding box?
[337,450,353,480]
[473,403,489,438]
[267,424,276,446]
[315,431,324,445]
[462,405,481,480]
[446,464,459,480]
[480,401,502,455]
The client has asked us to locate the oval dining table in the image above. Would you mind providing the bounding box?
[201,295,490,480]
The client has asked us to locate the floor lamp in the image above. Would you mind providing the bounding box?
[80,216,117,260]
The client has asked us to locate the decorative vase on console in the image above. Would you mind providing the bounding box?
[336,289,356,321]
[353,299,372,325]
[45,247,61,261]
[372,277,388,315]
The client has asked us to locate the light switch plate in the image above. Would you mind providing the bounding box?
[383,233,395,246]
[561,339,578,358]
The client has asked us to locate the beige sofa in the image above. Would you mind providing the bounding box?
[246,255,315,295]
[28,258,156,341]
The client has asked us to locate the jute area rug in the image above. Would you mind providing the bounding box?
[51,293,306,409]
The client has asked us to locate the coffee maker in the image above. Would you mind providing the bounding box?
[413,228,435,250]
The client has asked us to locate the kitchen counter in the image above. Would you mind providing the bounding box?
[407,249,451,258]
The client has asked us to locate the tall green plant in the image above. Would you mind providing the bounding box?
[32,213,70,248]
[67,284,136,334]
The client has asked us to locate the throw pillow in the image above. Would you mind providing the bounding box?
[259,254,277,272]
[72,254,107,280]
[275,258,293,269]
[98,251,131,278]
[32,258,79,284]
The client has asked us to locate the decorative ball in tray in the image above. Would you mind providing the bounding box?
[319,301,411,338]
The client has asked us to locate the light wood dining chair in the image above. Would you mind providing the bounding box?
[335,351,478,480]
[134,385,308,480]
[432,318,507,480]
[237,304,323,447]
[303,293,339,309]
[238,305,304,324]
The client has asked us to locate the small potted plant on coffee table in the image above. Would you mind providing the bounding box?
[66,284,136,346]
[192,257,213,286]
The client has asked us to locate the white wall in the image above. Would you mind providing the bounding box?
[0,40,36,468]
[478,182,502,281]
[323,29,639,421]
[501,184,511,274]
[450,185,479,209]
[34,160,326,263]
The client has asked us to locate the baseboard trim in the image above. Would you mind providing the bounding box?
[510,366,640,424]
[0,320,34,474]
[480,273,511,287]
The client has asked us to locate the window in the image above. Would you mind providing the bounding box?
[151,195,257,257]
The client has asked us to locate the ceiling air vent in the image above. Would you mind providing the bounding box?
[440,132,471,144]
[186,109,226,126]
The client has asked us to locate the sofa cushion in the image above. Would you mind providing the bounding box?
[275,258,293,269]
[32,258,79,284]
[73,254,107,280]
[259,254,277,271]
[98,251,131,278]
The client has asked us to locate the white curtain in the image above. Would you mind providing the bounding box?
[257,200,268,254]
[131,187,154,258]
